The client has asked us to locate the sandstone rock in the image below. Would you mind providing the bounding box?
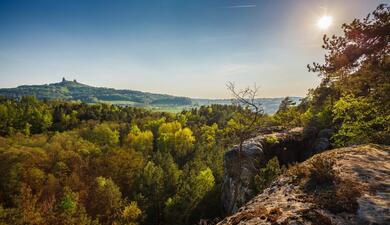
[221,127,313,215]
[218,144,390,225]
[221,127,334,216]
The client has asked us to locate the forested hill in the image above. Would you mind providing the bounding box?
[0,78,192,106]
[0,78,301,114]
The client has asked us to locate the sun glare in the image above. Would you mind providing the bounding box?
[317,15,332,30]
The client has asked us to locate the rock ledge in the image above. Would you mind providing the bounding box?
[218,144,390,225]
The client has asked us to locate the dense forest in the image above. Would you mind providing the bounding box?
[0,79,299,114]
[0,97,284,224]
[0,4,389,225]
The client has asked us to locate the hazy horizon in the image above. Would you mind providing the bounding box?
[0,77,305,99]
[0,0,384,98]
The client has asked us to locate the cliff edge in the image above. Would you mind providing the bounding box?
[221,128,332,215]
[218,144,390,225]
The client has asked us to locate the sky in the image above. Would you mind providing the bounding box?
[0,0,386,98]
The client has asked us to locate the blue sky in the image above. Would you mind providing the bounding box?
[0,0,385,98]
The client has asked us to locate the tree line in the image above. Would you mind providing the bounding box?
[0,4,388,225]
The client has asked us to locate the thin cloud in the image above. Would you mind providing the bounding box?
[226,4,257,9]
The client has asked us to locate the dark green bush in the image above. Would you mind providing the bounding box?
[253,157,282,194]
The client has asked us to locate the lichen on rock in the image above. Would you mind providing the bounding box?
[218,144,390,225]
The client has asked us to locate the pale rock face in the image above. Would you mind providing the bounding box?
[221,140,263,214]
[218,145,390,225]
[221,127,314,215]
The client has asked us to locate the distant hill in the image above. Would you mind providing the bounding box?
[0,78,192,106]
[0,78,301,114]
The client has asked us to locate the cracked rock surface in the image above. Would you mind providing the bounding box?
[218,144,390,225]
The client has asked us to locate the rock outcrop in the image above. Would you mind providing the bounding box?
[221,128,315,215]
[218,144,390,225]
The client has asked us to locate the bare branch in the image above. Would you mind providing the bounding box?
[226,82,263,115]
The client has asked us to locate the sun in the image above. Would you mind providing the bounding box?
[317,15,332,30]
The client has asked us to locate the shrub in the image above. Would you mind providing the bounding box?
[287,156,337,188]
[253,157,282,193]
[332,95,390,147]
[287,162,310,185]
[313,179,361,214]
[308,157,336,185]
[294,156,361,214]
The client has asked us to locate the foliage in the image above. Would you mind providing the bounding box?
[253,157,282,194]
[332,95,390,147]
[276,4,390,148]
[273,106,304,128]
[0,79,192,106]
[0,98,243,225]
[276,97,296,114]
[307,157,336,186]
[0,5,388,224]
[164,167,215,225]
[157,121,195,165]
[264,135,279,145]
[87,177,122,223]
[121,202,142,225]
[0,96,53,136]
[80,123,119,147]
[225,83,264,148]
[58,188,78,213]
[127,129,154,155]
[308,4,389,75]
[315,178,361,214]
[288,156,361,214]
